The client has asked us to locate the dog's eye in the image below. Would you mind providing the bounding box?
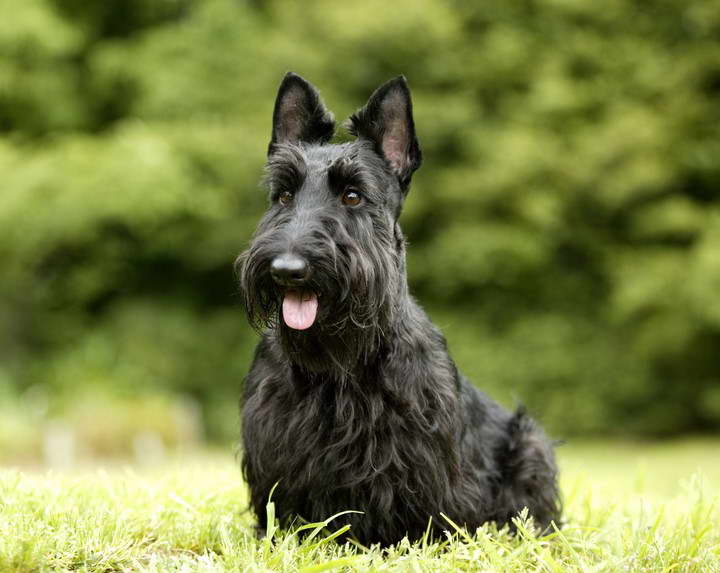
[342,188,361,207]
[278,190,294,206]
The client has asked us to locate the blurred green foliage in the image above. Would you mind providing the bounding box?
[1,0,719,440]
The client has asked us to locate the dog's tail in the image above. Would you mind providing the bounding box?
[495,407,562,531]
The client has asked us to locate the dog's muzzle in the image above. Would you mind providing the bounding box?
[270,253,318,330]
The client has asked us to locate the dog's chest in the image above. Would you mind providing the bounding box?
[256,377,443,491]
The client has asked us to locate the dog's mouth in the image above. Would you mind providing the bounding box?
[282,289,318,330]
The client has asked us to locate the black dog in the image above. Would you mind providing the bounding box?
[237,72,560,546]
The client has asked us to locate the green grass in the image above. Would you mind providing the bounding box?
[1,439,719,572]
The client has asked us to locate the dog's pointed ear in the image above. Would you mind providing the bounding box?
[268,72,335,156]
[347,76,422,190]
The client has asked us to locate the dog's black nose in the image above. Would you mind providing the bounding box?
[270,254,310,286]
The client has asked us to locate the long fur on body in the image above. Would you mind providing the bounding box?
[238,72,560,546]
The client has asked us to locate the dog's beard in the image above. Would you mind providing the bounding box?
[239,266,396,377]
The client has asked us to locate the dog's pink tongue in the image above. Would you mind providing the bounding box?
[282,290,318,330]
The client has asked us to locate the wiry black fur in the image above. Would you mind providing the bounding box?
[237,72,560,546]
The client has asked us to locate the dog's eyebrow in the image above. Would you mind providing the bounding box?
[327,156,365,189]
[265,145,307,191]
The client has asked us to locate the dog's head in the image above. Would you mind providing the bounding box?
[237,73,422,359]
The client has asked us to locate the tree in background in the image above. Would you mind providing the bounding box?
[1,0,719,440]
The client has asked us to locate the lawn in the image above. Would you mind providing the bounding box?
[1,439,719,572]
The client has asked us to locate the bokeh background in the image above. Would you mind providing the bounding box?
[2,0,719,464]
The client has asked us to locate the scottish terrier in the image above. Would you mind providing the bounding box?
[237,72,560,546]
